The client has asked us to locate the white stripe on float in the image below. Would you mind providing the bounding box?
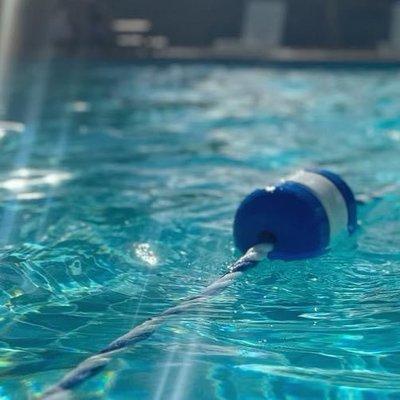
[286,170,348,238]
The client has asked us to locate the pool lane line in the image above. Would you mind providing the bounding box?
[38,172,398,399]
[39,243,273,400]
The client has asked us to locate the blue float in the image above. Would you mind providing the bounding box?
[233,169,357,260]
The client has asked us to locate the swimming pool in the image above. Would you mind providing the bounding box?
[0,62,399,399]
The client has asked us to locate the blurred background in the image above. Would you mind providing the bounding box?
[2,0,400,62]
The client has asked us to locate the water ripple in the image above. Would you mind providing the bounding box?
[0,63,400,399]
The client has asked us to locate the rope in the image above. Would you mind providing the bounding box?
[39,243,273,399]
[356,183,399,204]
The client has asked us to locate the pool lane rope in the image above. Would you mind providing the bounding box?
[40,169,357,399]
[41,243,272,399]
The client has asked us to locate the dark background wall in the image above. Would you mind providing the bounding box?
[111,0,245,47]
[283,0,392,48]
[0,0,396,57]
[109,0,394,48]
[108,0,393,48]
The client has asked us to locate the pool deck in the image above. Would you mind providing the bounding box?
[106,47,400,68]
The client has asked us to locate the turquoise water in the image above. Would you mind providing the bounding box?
[0,62,400,399]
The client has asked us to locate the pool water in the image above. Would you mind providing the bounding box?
[0,62,400,399]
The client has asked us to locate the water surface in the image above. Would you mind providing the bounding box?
[0,62,400,399]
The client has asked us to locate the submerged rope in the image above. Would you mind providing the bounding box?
[40,243,273,399]
[356,183,399,204]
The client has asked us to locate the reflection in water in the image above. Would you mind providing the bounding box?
[0,169,72,192]
[0,120,24,140]
[133,242,158,267]
[70,100,91,113]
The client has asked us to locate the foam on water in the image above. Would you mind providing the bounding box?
[0,62,399,399]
